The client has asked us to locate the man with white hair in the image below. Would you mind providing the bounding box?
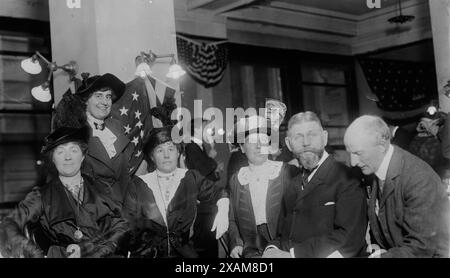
[344,115,450,258]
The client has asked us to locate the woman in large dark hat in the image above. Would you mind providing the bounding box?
[123,125,229,258]
[0,126,128,258]
[53,73,133,207]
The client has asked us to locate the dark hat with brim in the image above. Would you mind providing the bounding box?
[143,125,178,160]
[41,126,90,154]
[228,115,272,147]
[75,73,125,103]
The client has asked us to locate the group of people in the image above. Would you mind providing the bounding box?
[0,72,449,258]
[0,73,228,258]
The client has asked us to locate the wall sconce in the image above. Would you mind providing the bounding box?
[21,51,78,102]
[135,50,186,79]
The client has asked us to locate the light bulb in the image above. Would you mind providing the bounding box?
[21,57,42,75]
[427,106,437,116]
[31,83,52,102]
[166,64,186,79]
[135,62,152,78]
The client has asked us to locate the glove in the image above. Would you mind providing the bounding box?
[211,198,229,239]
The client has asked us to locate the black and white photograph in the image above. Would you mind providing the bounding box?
[0,0,449,269]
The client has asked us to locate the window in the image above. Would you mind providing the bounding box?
[229,44,358,148]
[300,62,355,147]
[230,62,283,110]
[0,19,52,211]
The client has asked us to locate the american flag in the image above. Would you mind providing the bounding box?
[110,75,177,174]
[359,58,436,111]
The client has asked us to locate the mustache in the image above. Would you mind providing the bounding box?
[298,147,323,154]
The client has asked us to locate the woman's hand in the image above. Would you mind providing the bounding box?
[230,246,243,258]
[211,198,229,239]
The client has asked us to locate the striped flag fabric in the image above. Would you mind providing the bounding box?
[177,34,228,88]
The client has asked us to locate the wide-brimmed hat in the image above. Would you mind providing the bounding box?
[41,126,90,154]
[75,73,125,102]
[228,115,271,146]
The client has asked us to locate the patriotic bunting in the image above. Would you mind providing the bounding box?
[176,34,228,88]
[359,58,436,111]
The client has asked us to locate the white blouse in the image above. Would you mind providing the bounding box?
[139,168,188,225]
[237,160,283,225]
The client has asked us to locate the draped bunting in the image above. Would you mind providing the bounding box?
[176,34,228,88]
[359,58,437,111]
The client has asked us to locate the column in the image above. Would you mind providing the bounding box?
[429,0,450,113]
[48,0,178,105]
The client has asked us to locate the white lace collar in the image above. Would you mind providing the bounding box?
[237,160,283,185]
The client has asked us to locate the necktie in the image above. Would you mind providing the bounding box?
[94,122,105,131]
[375,178,385,217]
[301,166,317,190]
[378,178,385,195]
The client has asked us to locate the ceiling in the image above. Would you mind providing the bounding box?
[188,0,404,16]
[278,0,400,15]
[368,40,435,62]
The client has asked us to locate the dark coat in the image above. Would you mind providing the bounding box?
[184,141,221,257]
[228,162,299,257]
[391,127,414,151]
[227,151,248,187]
[440,113,450,161]
[271,156,368,258]
[366,146,450,258]
[123,169,225,258]
[1,175,128,258]
[83,117,132,206]
[185,142,219,182]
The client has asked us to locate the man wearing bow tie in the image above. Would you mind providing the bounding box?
[75,73,132,206]
[263,112,367,258]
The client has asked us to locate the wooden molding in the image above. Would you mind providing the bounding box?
[224,6,357,37]
[0,0,49,22]
[187,0,260,14]
[353,0,432,54]
[178,0,431,56]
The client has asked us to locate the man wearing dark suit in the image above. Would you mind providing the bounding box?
[345,115,450,258]
[263,112,367,258]
[75,73,133,206]
[390,126,414,151]
[184,118,222,258]
[185,118,220,182]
